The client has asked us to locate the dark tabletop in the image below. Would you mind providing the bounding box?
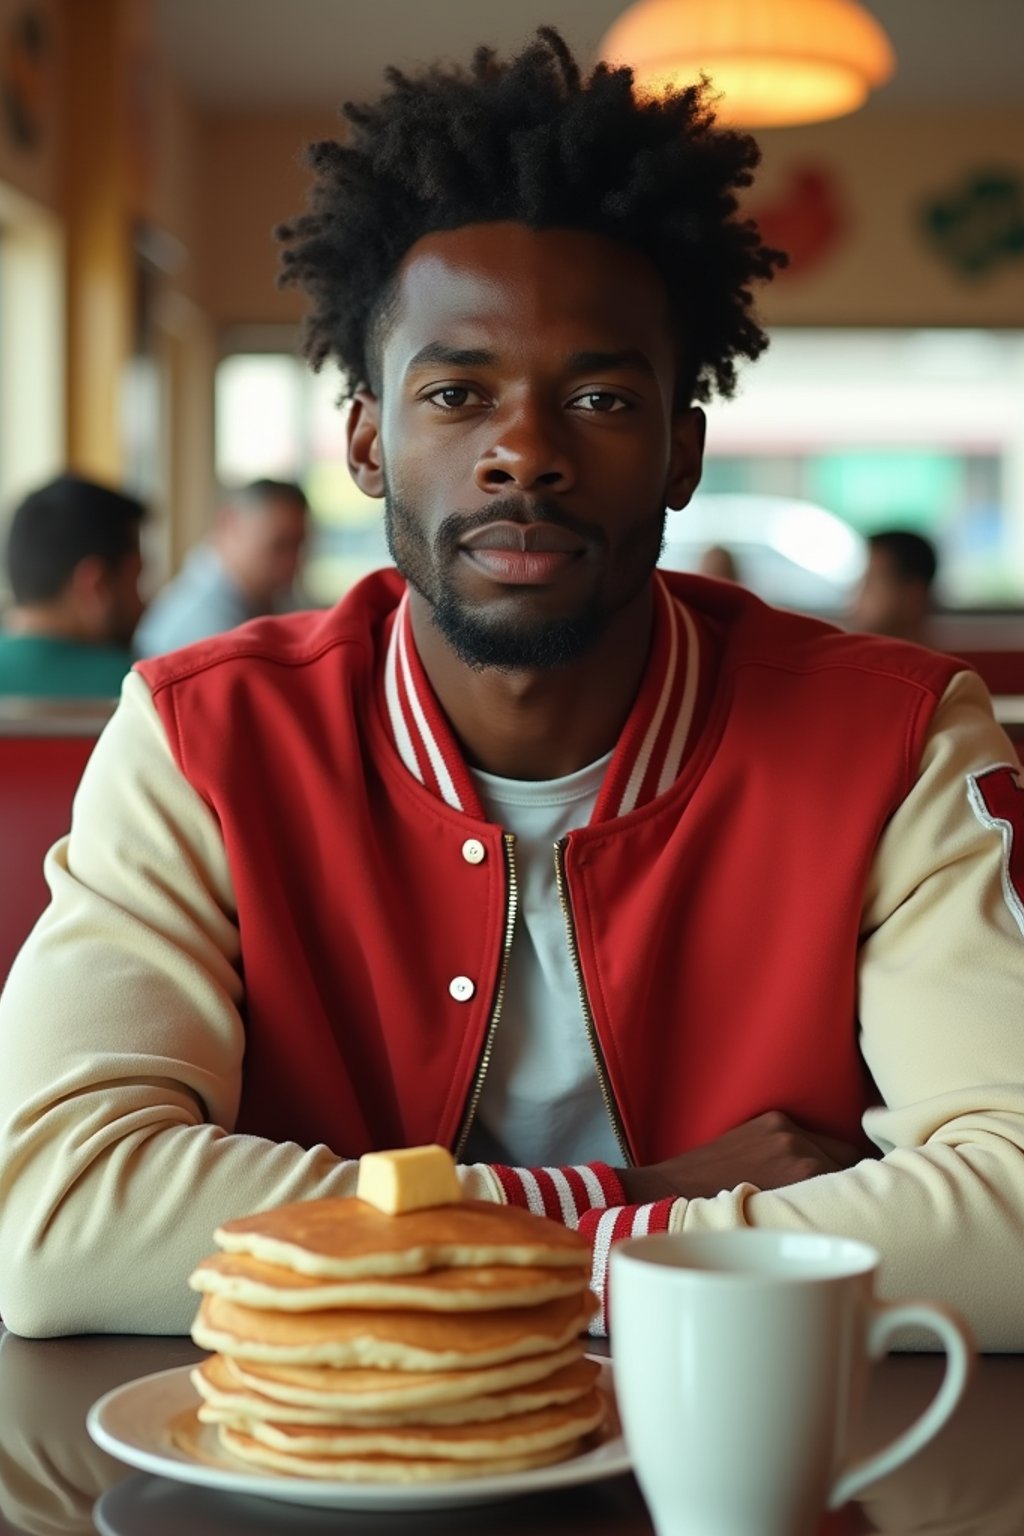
[0,1327,1022,1536]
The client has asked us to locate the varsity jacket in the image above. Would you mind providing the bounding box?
[3,568,1024,1343]
[134,565,957,1157]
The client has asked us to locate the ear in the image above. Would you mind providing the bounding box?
[347,391,385,499]
[68,554,108,605]
[666,406,706,511]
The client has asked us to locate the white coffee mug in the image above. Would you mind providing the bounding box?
[610,1230,973,1536]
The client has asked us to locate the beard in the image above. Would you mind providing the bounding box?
[384,487,665,673]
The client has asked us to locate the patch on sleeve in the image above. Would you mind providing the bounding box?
[967,763,1024,938]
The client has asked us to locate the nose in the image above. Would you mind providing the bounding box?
[474,401,576,496]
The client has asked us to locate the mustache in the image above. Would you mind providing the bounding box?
[435,497,605,554]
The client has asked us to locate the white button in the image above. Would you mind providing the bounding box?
[449,975,475,1003]
[461,838,486,865]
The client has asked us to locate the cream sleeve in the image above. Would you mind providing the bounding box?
[668,669,1024,1349]
[0,671,499,1338]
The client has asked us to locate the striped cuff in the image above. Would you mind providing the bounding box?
[488,1163,624,1227]
[578,1198,678,1336]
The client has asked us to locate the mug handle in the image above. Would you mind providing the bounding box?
[828,1300,974,1510]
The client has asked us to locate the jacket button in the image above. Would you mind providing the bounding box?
[449,975,475,1002]
[461,838,486,865]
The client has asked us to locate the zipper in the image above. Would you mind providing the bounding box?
[453,832,519,1159]
[553,837,633,1165]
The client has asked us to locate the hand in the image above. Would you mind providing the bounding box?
[616,1111,864,1204]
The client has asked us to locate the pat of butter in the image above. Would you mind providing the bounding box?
[357,1145,462,1215]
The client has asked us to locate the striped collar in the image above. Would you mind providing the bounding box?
[383,572,701,823]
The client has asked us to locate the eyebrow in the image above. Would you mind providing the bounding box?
[565,349,657,378]
[407,344,495,370]
[405,343,657,376]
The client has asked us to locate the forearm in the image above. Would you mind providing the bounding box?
[667,1129,1024,1350]
[0,1101,351,1336]
[0,1091,518,1338]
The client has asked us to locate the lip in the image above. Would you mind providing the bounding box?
[459,520,587,555]
[461,548,583,586]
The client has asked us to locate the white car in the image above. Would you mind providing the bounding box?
[661,494,866,615]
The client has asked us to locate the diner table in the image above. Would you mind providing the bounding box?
[1,1325,1022,1536]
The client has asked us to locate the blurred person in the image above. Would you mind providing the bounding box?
[698,543,741,583]
[0,475,144,698]
[135,479,309,656]
[849,529,938,645]
[2,30,1024,1350]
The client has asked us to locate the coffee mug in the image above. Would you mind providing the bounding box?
[610,1230,973,1536]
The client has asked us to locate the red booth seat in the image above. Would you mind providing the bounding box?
[951,651,1024,699]
[0,718,104,984]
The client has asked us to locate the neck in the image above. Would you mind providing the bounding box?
[4,605,93,643]
[408,584,656,781]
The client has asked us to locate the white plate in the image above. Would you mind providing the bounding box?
[87,1358,630,1511]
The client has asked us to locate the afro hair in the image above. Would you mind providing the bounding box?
[277,27,786,407]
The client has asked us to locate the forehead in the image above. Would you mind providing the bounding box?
[266,496,307,521]
[242,496,306,527]
[384,222,674,368]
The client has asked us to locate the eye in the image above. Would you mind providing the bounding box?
[569,391,630,413]
[423,385,483,410]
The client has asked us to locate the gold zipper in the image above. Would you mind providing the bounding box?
[453,832,518,1159]
[553,837,633,1165]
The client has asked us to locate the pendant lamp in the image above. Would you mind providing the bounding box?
[598,0,895,128]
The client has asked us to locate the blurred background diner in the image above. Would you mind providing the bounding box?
[0,0,1022,691]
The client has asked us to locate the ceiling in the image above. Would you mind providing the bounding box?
[154,0,1024,117]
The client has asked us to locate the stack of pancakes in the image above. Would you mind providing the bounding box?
[186,1196,604,1481]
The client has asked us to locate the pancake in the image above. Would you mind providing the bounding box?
[190,1250,587,1312]
[194,1354,600,1426]
[225,1340,589,1411]
[215,1423,578,1482]
[193,1289,599,1369]
[193,1358,349,1426]
[188,1158,603,1484]
[228,1387,606,1459]
[214,1198,590,1280]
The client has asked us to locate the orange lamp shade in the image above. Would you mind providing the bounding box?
[598,0,895,128]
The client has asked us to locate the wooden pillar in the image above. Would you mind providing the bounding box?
[62,0,135,481]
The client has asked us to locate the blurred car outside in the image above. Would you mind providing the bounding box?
[661,494,866,618]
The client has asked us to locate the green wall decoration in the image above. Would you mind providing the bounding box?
[921,169,1024,279]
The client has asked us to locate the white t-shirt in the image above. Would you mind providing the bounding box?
[461,750,623,1169]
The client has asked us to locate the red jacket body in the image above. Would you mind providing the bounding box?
[137,570,960,1167]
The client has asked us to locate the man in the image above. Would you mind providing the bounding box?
[1,31,1023,1343]
[849,528,939,645]
[0,475,144,697]
[135,479,309,656]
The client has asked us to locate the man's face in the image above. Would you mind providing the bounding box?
[219,497,308,606]
[347,223,703,670]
